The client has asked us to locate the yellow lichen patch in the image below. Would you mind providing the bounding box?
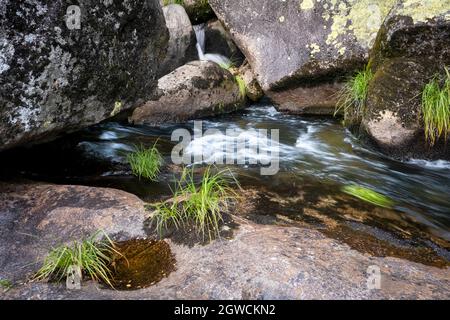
[324,0,396,49]
[308,43,321,56]
[111,101,123,117]
[300,0,315,10]
[338,47,346,55]
[397,0,450,24]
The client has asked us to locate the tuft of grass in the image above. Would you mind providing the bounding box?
[421,67,450,146]
[235,75,247,99]
[335,65,373,124]
[151,166,239,241]
[342,185,394,209]
[34,231,121,288]
[127,143,163,181]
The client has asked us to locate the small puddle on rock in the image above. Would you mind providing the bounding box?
[109,239,175,290]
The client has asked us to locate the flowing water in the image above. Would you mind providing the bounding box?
[2,101,450,265]
[194,23,232,67]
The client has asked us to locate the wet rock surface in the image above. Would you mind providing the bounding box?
[159,4,198,77]
[130,61,245,125]
[0,182,449,300]
[363,0,450,159]
[0,0,168,151]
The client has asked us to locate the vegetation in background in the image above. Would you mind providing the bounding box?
[34,231,121,288]
[421,67,450,146]
[342,185,394,209]
[163,0,185,6]
[235,75,246,99]
[151,166,239,241]
[127,143,163,181]
[0,279,12,292]
[335,65,374,124]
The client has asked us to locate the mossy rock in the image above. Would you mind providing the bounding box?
[362,0,450,159]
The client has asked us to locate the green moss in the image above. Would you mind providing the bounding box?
[421,67,450,146]
[0,279,13,291]
[343,185,394,208]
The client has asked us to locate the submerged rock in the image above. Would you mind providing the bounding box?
[209,0,396,114]
[159,4,198,77]
[363,0,450,158]
[130,61,245,125]
[0,0,168,151]
[0,182,147,283]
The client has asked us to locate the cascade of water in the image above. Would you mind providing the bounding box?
[193,23,232,68]
[193,24,206,56]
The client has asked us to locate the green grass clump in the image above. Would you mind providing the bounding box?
[34,231,120,287]
[342,185,394,209]
[235,75,247,99]
[151,167,238,241]
[127,143,163,181]
[421,67,450,146]
[335,65,373,124]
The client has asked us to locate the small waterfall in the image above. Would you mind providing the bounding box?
[193,24,206,55]
[193,23,232,68]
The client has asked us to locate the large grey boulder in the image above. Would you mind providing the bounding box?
[130,61,245,125]
[159,4,198,77]
[209,0,397,114]
[362,0,450,158]
[0,0,168,151]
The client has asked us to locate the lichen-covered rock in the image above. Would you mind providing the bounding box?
[209,0,396,114]
[0,0,168,151]
[130,61,245,125]
[205,19,245,66]
[363,0,450,158]
[159,4,198,77]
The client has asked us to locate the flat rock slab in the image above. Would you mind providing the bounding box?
[0,182,147,283]
[1,183,449,299]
